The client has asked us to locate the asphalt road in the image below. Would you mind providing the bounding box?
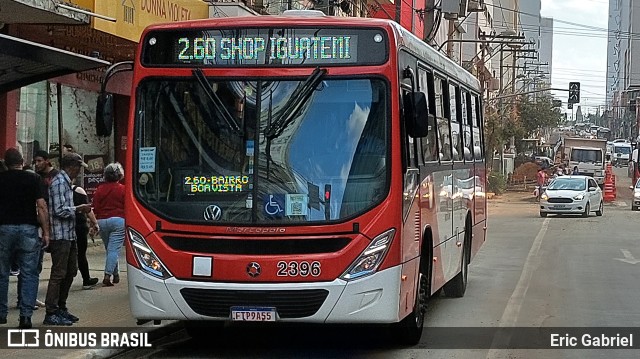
[112,167,640,359]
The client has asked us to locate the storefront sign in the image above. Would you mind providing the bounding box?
[70,0,210,42]
[83,155,107,202]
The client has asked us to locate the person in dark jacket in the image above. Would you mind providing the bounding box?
[0,148,50,329]
[72,185,100,289]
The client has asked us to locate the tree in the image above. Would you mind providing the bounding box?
[517,94,563,135]
[513,94,563,154]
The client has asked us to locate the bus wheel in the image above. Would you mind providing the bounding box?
[184,321,225,340]
[395,256,429,345]
[443,225,470,298]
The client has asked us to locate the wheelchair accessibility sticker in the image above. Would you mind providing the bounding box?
[263,194,285,217]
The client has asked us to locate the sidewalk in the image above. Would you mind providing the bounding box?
[489,189,537,204]
[1,239,174,359]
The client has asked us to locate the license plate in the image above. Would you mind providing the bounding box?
[551,205,566,209]
[230,307,277,322]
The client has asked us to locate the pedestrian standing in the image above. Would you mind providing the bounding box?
[72,185,100,289]
[536,167,547,200]
[93,162,125,287]
[43,153,91,326]
[572,166,579,175]
[0,148,50,329]
[25,150,59,308]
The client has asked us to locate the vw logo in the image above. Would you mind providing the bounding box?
[246,262,261,277]
[203,205,222,221]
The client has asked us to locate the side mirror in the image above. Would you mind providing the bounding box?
[96,93,114,137]
[588,186,597,192]
[631,186,635,190]
[403,92,429,138]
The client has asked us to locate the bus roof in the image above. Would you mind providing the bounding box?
[140,14,481,93]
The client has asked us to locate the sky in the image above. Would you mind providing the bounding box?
[540,0,609,117]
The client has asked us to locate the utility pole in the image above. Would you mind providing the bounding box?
[498,43,505,175]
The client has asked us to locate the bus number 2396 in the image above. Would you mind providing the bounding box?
[276,261,321,277]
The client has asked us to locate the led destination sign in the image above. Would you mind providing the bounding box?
[177,36,353,62]
[142,28,388,66]
[184,175,250,193]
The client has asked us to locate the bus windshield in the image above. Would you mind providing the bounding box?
[134,76,389,224]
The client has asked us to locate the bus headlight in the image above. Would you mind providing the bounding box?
[340,229,395,281]
[127,227,172,279]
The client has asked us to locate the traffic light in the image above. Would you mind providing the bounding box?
[568,82,580,104]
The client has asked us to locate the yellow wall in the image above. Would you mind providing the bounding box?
[69,0,209,42]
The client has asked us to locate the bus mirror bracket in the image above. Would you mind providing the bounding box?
[96,61,134,137]
[404,92,429,138]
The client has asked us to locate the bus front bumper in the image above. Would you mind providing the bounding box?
[127,264,404,324]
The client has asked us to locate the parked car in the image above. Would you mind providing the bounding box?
[539,175,603,217]
[534,156,553,169]
[632,178,640,211]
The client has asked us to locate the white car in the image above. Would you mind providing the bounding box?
[632,179,640,211]
[539,176,604,217]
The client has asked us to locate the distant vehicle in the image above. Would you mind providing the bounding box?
[612,139,630,144]
[632,178,640,211]
[597,127,611,141]
[612,143,632,167]
[539,176,603,217]
[559,137,607,186]
[534,156,553,169]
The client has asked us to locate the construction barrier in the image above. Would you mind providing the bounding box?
[603,166,616,202]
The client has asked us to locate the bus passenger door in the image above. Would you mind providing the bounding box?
[433,76,455,281]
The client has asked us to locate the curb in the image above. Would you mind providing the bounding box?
[60,321,183,359]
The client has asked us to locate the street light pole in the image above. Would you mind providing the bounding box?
[498,43,505,175]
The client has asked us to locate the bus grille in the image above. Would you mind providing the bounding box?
[180,288,329,318]
[163,236,351,255]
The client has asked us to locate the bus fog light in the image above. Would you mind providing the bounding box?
[341,229,395,281]
[127,227,172,279]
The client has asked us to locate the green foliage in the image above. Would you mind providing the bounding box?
[518,94,563,134]
[487,170,506,194]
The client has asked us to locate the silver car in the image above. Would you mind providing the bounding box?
[539,176,604,217]
[632,179,640,211]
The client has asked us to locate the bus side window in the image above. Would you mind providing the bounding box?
[461,90,473,161]
[471,94,484,160]
[449,83,463,161]
[418,67,438,162]
[436,77,452,161]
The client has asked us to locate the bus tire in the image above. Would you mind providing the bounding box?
[395,266,428,346]
[184,321,225,340]
[443,219,471,298]
[394,235,431,345]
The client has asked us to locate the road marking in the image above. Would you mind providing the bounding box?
[486,218,550,356]
[614,249,640,265]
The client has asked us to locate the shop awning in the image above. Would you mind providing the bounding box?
[0,33,110,93]
[0,0,88,24]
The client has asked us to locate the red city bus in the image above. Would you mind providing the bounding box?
[113,10,487,345]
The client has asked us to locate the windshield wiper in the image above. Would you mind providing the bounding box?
[192,68,243,135]
[263,67,327,139]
